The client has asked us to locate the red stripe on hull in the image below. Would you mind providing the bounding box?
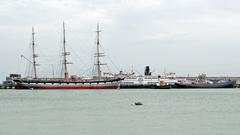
[15,85,119,90]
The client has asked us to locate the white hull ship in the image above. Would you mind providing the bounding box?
[120,66,178,89]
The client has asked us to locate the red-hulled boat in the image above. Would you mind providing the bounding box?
[14,23,122,90]
[14,78,121,89]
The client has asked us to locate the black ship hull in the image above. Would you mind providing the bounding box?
[174,81,236,89]
[120,84,171,89]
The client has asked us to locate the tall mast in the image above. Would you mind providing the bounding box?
[63,21,71,80]
[95,23,105,80]
[32,27,38,79]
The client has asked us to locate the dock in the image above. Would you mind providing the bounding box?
[1,74,240,89]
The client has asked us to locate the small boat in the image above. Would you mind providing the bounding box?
[134,102,143,105]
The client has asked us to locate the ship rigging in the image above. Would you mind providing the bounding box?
[14,22,121,89]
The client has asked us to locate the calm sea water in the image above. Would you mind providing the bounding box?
[0,89,240,135]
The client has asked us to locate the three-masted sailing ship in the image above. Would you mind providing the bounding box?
[14,23,121,89]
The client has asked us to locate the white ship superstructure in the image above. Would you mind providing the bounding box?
[120,66,179,88]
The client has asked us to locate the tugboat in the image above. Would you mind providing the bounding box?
[175,74,236,88]
[14,23,122,90]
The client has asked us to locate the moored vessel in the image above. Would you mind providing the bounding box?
[120,66,174,89]
[14,79,120,89]
[14,23,121,90]
[174,81,235,88]
[175,74,236,88]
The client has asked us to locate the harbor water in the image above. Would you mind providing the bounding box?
[0,89,240,135]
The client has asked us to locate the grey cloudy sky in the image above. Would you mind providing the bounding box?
[0,0,240,80]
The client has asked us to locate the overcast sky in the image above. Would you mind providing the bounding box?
[0,0,240,80]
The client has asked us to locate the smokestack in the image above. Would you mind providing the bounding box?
[144,66,151,76]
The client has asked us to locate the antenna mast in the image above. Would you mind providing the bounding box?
[63,21,71,81]
[32,27,38,79]
[95,23,105,80]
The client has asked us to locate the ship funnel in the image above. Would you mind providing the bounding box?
[144,66,151,76]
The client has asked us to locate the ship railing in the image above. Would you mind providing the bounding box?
[15,76,123,83]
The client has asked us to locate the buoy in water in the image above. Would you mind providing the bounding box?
[134,102,143,106]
